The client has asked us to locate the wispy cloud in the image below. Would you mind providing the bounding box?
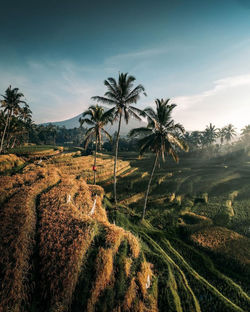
[174,74,250,108]
[105,47,170,66]
[0,59,102,123]
[173,73,250,130]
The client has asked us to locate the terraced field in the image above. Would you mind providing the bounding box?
[0,150,249,311]
[102,150,250,311]
[0,153,157,312]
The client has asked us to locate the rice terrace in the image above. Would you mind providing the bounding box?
[1,1,250,312]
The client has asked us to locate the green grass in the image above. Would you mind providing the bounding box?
[8,145,59,155]
[103,151,250,231]
[101,150,250,311]
[104,202,249,311]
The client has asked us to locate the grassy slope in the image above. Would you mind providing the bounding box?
[0,153,157,312]
[102,150,250,311]
[0,150,250,311]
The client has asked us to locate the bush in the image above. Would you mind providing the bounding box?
[213,212,230,226]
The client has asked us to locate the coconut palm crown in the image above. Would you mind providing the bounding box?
[201,123,218,146]
[0,86,27,153]
[92,72,146,203]
[79,105,113,184]
[129,98,188,219]
[223,124,237,143]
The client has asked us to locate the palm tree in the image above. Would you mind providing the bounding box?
[46,124,57,145]
[183,131,202,151]
[129,99,188,219]
[201,123,218,147]
[79,105,113,184]
[92,72,146,203]
[218,128,226,145]
[223,124,236,143]
[20,104,32,123]
[241,125,250,147]
[6,116,23,149]
[241,125,250,137]
[0,86,27,153]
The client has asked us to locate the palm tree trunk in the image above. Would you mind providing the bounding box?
[6,133,12,149]
[11,137,16,149]
[114,113,122,204]
[93,138,98,185]
[142,152,159,220]
[0,112,10,154]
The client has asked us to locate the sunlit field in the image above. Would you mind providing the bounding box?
[0,146,249,311]
[101,150,250,311]
[0,151,157,311]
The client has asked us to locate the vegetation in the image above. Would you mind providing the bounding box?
[0,154,25,173]
[0,154,157,312]
[130,99,188,219]
[92,72,146,204]
[1,77,250,312]
[79,105,113,184]
[0,86,32,153]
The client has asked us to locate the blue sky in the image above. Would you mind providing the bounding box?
[1,0,250,130]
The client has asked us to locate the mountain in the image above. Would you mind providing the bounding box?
[42,113,147,136]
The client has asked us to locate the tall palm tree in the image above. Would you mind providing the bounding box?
[92,72,146,203]
[241,125,250,147]
[129,99,188,219]
[0,86,27,153]
[223,124,236,143]
[218,128,226,145]
[79,105,113,184]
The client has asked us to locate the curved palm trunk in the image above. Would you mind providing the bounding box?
[93,138,98,185]
[0,112,10,154]
[142,152,159,220]
[114,113,122,204]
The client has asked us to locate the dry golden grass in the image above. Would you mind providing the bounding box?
[124,232,140,259]
[180,211,212,224]
[124,258,133,277]
[120,167,138,178]
[0,154,24,172]
[0,167,50,204]
[123,277,138,310]
[137,261,153,297]
[0,153,158,311]
[38,178,97,311]
[120,192,145,205]
[0,169,60,311]
[47,154,130,183]
[87,248,114,312]
[190,226,250,266]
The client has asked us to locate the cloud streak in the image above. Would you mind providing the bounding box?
[174,74,250,108]
[173,73,250,130]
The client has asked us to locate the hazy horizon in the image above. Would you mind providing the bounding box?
[1,0,250,131]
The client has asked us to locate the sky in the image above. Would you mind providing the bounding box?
[0,0,250,131]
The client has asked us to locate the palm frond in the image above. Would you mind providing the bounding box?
[102,128,112,142]
[127,107,142,121]
[129,127,152,137]
[91,96,118,105]
[167,133,189,151]
[80,118,95,126]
